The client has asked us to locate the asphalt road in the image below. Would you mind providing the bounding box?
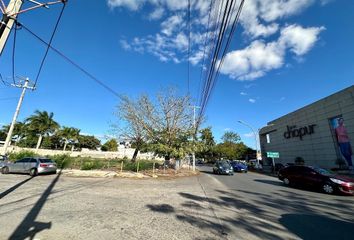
[0,168,353,240]
[197,165,354,240]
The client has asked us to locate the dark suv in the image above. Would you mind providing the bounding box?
[213,160,234,175]
[278,165,354,195]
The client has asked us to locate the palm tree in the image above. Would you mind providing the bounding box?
[26,110,60,150]
[58,126,80,151]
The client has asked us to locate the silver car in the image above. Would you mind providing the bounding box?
[0,155,8,168]
[1,157,57,176]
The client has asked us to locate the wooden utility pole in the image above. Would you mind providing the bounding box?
[2,77,35,155]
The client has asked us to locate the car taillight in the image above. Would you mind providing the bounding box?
[40,163,48,167]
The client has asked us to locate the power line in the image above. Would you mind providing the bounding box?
[187,0,191,94]
[197,0,245,127]
[16,21,122,99]
[34,1,66,87]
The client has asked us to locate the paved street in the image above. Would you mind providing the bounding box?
[0,168,353,240]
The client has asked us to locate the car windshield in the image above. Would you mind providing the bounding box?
[220,161,230,168]
[39,159,54,163]
[313,167,333,176]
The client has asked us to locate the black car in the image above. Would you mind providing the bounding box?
[278,165,354,195]
[213,160,234,175]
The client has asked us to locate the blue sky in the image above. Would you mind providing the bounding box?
[0,0,353,148]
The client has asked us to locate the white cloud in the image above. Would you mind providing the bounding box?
[244,132,255,138]
[249,98,256,103]
[240,92,247,96]
[220,25,324,80]
[279,24,326,55]
[148,7,164,20]
[161,15,184,36]
[108,0,326,75]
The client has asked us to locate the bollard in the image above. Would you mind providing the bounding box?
[107,160,110,169]
[137,161,140,173]
[120,161,123,173]
[153,162,155,175]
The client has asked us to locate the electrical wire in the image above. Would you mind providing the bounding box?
[12,20,18,84]
[197,0,245,128]
[33,1,66,87]
[16,21,122,99]
[196,0,214,106]
[187,0,191,94]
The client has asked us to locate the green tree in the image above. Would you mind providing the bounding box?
[101,139,118,152]
[0,122,28,145]
[26,110,60,150]
[57,126,81,151]
[78,135,101,150]
[196,127,216,162]
[221,131,241,144]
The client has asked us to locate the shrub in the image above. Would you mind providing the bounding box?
[80,160,104,170]
[51,154,73,169]
[8,150,36,161]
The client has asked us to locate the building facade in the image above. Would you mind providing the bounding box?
[259,85,354,168]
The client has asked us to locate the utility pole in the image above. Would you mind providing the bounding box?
[190,105,200,172]
[1,0,66,55]
[237,120,260,167]
[2,77,35,155]
[0,0,24,55]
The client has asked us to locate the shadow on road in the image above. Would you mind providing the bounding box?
[146,204,175,213]
[0,177,33,199]
[280,213,354,240]
[254,179,284,187]
[9,170,62,240]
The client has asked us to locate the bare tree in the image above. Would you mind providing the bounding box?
[115,89,195,162]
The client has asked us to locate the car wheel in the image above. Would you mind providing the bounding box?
[29,168,38,177]
[2,167,9,174]
[323,183,334,194]
[283,178,290,185]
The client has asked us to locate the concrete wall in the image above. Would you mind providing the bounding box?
[0,146,161,160]
[259,85,354,168]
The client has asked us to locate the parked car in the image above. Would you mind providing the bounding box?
[213,160,234,175]
[278,165,354,195]
[230,161,248,173]
[1,157,57,176]
[0,155,8,168]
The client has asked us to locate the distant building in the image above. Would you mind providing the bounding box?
[259,85,354,168]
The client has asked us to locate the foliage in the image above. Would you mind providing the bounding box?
[196,127,216,161]
[77,135,101,150]
[101,139,118,152]
[51,154,74,168]
[57,126,81,151]
[25,110,60,149]
[221,131,241,144]
[80,160,104,170]
[8,150,36,161]
[214,142,248,160]
[116,89,194,160]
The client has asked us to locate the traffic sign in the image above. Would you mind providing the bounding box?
[267,152,279,158]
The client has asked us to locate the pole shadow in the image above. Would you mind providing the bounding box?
[9,170,63,240]
[0,177,33,199]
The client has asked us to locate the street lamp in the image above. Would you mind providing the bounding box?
[237,120,260,167]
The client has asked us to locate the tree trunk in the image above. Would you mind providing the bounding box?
[63,141,67,151]
[131,148,139,162]
[36,135,43,151]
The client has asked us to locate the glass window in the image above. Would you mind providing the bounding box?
[266,134,270,143]
[30,159,38,163]
[39,159,53,163]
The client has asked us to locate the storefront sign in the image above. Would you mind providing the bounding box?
[283,124,316,140]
